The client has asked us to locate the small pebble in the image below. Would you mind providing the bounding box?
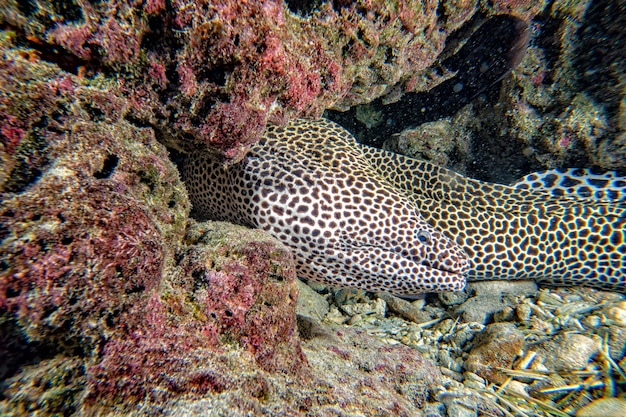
[454,295,507,324]
[325,306,349,324]
[347,314,362,325]
[581,314,602,327]
[333,288,368,305]
[516,303,533,321]
[505,380,529,396]
[462,372,485,389]
[576,397,626,417]
[535,333,599,371]
[606,302,626,327]
[464,322,524,384]
[423,402,446,417]
[447,402,477,417]
[377,292,430,323]
[305,280,328,293]
[439,392,478,417]
[296,280,330,321]
[439,350,463,373]
[437,319,456,334]
[529,317,552,333]
[468,280,537,297]
[493,305,516,322]
[340,298,386,318]
[439,290,469,306]
[412,298,426,310]
[448,326,478,348]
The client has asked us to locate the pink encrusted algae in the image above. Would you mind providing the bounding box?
[148,55,169,89]
[142,0,539,156]
[0,177,164,347]
[0,39,188,349]
[84,318,443,415]
[1,214,443,415]
[201,97,272,162]
[46,3,146,66]
[81,221,307,409]
[48,23,95,61]
[83,295,229,404]
[163,0,424,154]
[0,36,305,413]
[0,115,26,155]
[0,45,72,160]
[145,0,167,16]
[1,0,540,159]
[173,221,306,374]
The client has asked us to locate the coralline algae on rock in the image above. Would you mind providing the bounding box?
[170,220,305,374]
[0,44,187,352]
[0,40,307,413]
[82,220,306,410]
[0,0,542,160]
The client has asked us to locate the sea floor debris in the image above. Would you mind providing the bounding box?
[299,279,626,417]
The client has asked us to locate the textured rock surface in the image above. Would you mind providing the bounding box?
[1,218,308,415]
[467,280,539,298]
[453,295,509,324]
[464,323,525,384]
[356,0,626,182]
[0,42,187,354]
[125,325,443,416]
[0,33,308,413]
[296,279,330,322]
[1,320,444,416]
[0,0,543,160]
[534,333,600,372]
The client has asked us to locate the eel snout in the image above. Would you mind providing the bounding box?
[408,227,471,278]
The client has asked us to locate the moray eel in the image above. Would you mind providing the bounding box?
[183,119,626,295]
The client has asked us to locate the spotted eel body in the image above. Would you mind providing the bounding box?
[183,119,626,295]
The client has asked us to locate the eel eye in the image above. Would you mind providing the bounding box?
[416,230,431,244]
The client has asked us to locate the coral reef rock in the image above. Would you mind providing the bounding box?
[0,0,541,159]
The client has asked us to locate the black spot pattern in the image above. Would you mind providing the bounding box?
[183,119,469,295]
[361,146,626,293]
[184,119,626,294]
[512,168,626,203]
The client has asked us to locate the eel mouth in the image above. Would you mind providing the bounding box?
[425,255,471,276]
[413,263,467,293]
[418,245,471,278]
[422,258,469,277]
